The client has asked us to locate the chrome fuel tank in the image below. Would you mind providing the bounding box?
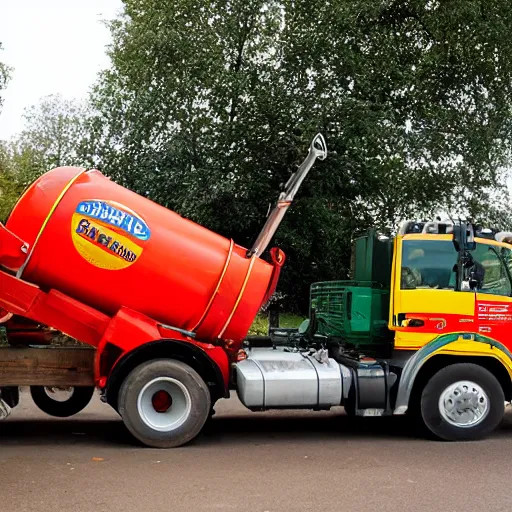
[235,347,349,409]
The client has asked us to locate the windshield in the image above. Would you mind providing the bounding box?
[401,240,458,290]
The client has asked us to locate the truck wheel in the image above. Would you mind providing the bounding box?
[419,363,504,441]
[1,386,20,408]
[30,386,95,417]
[118,359,211,448]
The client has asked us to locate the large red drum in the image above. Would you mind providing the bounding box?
[6,167,278,344]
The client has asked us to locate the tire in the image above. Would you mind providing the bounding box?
[30,385,95,417]
[118,358,211,448]
[1,387,19,408]
[418,363,505,441]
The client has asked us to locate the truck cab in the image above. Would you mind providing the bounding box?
[392,222,512,352]
[239,219,512,442]
[295,220,512,356]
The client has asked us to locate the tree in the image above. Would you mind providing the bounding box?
[16,94,94,173]
[0,40,16,221]
[89,0,512,312]
[0,95,94,222]
[0,42,16,221]
[0,141,46,222]
[0,42,11,114]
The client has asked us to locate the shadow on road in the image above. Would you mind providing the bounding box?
[1,407,512,448]
[0,417,130,447]
[202,412,414,443]
[199,408,512,446]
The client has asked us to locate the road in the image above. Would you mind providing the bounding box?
[1,391,512,512]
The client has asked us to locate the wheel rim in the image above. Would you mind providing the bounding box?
[136,377,192,432]
[44,387,75,402]
[438,380,490,428]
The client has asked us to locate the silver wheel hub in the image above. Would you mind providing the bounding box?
[439,380,489,428]
[137,377,192,433]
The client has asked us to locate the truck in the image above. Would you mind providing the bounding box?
[0,133,511,447]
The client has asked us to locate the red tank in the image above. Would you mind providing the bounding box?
[5,166,278,344]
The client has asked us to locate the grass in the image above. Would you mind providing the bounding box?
[248,312,306,336]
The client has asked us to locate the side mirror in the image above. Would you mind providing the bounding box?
[452,222,476,253]
[452,226,461,252]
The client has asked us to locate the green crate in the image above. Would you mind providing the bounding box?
[309,280,391,348]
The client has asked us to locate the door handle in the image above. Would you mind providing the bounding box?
[401,318,425,328]
[400,316,446,330]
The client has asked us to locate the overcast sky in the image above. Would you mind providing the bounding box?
[0,0,123,141]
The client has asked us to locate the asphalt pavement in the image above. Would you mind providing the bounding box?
[1,390,512,512]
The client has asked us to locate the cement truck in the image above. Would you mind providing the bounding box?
[2,133,512,447]
[0,134,327,447]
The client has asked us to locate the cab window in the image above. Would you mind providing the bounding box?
[501,246,512,277]
[473,244,512,297]
[401,239,512,296]
[401,240,457,290]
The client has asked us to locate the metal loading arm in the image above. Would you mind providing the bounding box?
[247,133,327,258]
[0,269,110,346]
[0,223,109,345]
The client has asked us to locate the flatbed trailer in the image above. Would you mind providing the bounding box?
[0,346,95,387]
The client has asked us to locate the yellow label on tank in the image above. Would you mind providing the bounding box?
[71,213,143,270]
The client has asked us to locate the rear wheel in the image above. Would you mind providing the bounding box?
[419,363,505,441]
[118,359,211,448]
[1,386,19,408]
[30,385,95,417]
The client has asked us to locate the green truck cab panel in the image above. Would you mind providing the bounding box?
[308,230,394,356]
[352,229,393,287]
[310,281,392,354]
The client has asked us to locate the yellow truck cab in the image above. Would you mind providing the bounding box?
[260,219,512,441]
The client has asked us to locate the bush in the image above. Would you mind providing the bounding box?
[248,312,306,336]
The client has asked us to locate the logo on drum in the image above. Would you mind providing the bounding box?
[76,200,151,241]
[71,200,150,271]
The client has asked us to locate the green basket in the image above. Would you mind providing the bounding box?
[310,280,391,348]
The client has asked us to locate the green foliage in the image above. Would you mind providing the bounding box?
[3,4,512,314]
[0,143,22,221]
[86,0,512,312]
[16,94,94,171]
[0,42,11,114]
[0,140,51,221]
[248,312,306,336]
[0,95,93,222]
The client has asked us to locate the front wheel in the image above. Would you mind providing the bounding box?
[419,363,505,441]
[118,359,211,448]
